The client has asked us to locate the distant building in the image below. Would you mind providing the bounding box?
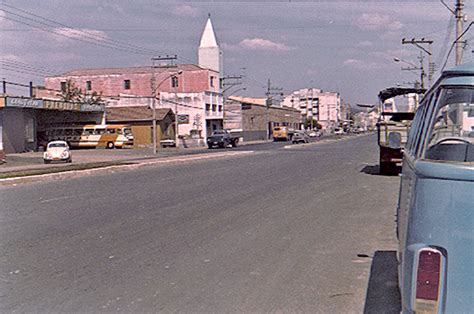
[106,107,174,148]
[0,96,104,153]
[37,17,224,147]
[226,96,301,141]
[283,88,343,131]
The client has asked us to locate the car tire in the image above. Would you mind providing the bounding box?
[107,142,115,149]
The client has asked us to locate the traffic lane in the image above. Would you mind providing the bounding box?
[0,134,400,312]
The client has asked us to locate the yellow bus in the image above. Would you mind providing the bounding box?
[39,124,134,149]
[272,126,290,141]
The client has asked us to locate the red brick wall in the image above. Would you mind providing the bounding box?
[42,68,218,99]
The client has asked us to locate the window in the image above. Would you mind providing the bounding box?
[210,76,215,87]
[60,81,67,92]
[124,80,131,90]
[423,87,474,162]
[218,105,222,112]
[205,103,211,112]
[212,104,217,112]
[106,129,116,134]
[171,76,179,88]
[86,81,92,91]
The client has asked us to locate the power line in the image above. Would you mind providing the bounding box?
[0,3,170,57]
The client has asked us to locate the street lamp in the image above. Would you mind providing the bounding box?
[394,56,425,89]
[151,70,183,154]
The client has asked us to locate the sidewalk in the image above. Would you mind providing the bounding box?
[0,139,269,179]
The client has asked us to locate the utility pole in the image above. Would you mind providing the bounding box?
[455,0,464,65]
[265,78,283,140]
[402,38,433,87]
[222,75,243,129]
[151,55,179,152]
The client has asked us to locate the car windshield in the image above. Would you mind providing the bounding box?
[48,143,67,148]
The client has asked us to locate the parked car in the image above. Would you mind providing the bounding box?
[292,131,309,144]
[160,139,176,148]
[207,130,239,148]
[308,130,321,137]
[397,62,474,313]
[43,141,72,164]
[334,128,344,135]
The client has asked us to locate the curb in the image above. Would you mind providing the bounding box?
[0,151,254,186]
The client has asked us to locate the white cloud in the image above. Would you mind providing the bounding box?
[343,58,383,70]
[355,13,403,31]
[224,38,294,52]
[172,4,200,17]
[53,27,109,42]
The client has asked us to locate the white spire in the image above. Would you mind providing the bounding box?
[199,17,218,48]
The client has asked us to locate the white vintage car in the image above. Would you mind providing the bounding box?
[43,141,72,164]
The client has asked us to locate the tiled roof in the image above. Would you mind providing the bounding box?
[228,96,266,106]
[106,106,172,122]
[57,64,208,77]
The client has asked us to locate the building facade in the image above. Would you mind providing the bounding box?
[37,17,224,147]
[0,96,104,154]
[226,96,301,141]
[283,88,343,132]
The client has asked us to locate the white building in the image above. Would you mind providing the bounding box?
[283,88,343,131]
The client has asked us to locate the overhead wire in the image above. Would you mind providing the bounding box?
[0,3,171,57]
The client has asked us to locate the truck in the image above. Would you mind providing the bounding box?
[206,129,239,149]
[376,87,425,174]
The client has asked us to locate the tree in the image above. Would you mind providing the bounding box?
[58,79,83,102]
[304,117,322,129]
[59,79,103,105]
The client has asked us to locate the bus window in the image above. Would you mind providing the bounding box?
[73,129,82,136]
[95,129,105,135]
[106,128,116,134]
[85,129,94,135]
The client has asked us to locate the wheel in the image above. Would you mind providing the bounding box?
[107,142,115,149]
[232,139,239,147]
[380,162,394,175]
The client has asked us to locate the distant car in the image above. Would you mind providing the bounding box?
[160,139,176,148]
[43,141,72,164]
[334,128,344,135]
[308,130,321,137]
[292,131,309,144]
[207,130,239,148]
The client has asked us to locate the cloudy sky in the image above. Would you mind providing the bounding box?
[1,1,473,105]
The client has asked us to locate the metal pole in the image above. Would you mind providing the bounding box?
[152,95,157,154]
[174,77,179,149]
[151,59,157,154]
[455,0,464,65]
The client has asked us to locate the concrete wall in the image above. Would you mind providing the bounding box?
[2,108,36,153]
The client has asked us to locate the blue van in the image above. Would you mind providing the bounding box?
[397,62,474,313]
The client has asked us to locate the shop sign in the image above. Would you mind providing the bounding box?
[5,97,104,112]
[80,103,105,112]
[44,100,82,111]
[177,114,189,124]
[7,97,43,109]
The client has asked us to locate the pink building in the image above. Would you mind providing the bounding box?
[38,17,225,145]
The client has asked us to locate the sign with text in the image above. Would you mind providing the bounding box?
[177,114,189,124]
[5,97,104,112]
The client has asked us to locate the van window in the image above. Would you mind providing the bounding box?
[423,87,474,162]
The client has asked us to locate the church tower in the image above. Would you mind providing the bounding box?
[198,15,223,79]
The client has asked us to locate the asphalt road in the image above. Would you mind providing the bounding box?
[0,134,401,313]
